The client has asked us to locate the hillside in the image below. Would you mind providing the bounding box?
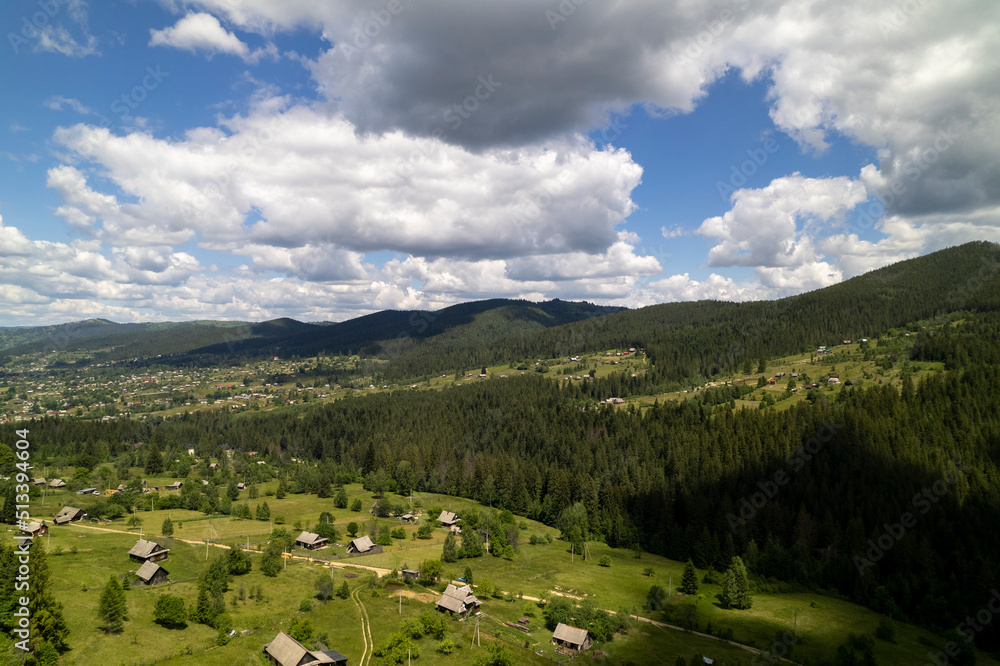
[0,299,622,365]
[381,241,1000,382]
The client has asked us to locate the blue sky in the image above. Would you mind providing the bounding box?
[1,0,998,325]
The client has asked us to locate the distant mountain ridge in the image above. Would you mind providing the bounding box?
[0,298,624,362]
[3,242,999,382]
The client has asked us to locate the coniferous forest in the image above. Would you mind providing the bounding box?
[2,242,1000,658]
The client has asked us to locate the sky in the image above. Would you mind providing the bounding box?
[0,0,998,326]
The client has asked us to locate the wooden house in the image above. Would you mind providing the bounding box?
[263,630,348,665]
[346,536,381,555]
[54,506,87,524]
[20,521,48,537]
[135,561,169,586]
[552,623,593,655]
[437,510,459,527]
[295,531,328,550]
[435,584,481,618]
[128,538,170,563]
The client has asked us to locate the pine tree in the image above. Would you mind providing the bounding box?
[144,442,163,475]
[442,532,458,563]
[276,478,287,499]
[0,484,15,525]
[162,516,174,536]
[722,556,752,610]
[334,487,348,509]
[27,537,70,652]
[338,581,350,599]
[681,559,699,595]
[97,575,127,633]
[226,480,239,501]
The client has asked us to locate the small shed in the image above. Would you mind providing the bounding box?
[128,538,170,563]
[437,510,459,527]
[263,630,348,665]
[401,569,419,580]
[295,531,328,550]
[48,479,66,489]
[165,482,183,490]
[54,506,87,525]
[135,560,169,586]
[552,623,593,655]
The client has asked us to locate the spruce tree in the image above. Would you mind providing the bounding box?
[334,487,348,509]
[722,556,752,610]
[442,532,458,563]
[144,442,163,475]
[276,478,287,499]
[681,559,699,595]
[27,537,70,652]
[97,575,127,633]
[0,484,15,525]
[226,480,239,501]
[161,516,174,537]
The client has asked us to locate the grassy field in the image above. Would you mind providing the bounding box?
[14,481,998,665]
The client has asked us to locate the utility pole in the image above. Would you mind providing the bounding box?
[669,573,672,597]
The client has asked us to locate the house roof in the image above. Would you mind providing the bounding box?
[553,623,590,646]
[438,510,458,524]
[436,593,465,613]
[296,531,327,546]
[48,479,65,487]
[55,506,82,521]
[264,631,343,666]
[129,539,168,559]
[349,536,374,552]
[22,521,43,533]
[443,583,474,600]
[135,560,167,582]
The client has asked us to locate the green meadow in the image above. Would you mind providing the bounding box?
[16,481,998,665]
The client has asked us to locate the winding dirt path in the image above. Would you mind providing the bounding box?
[351,586,374,666]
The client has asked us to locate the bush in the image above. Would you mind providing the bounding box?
[299,599,312,612]
[599,555,612,567]
[436,637,456,655]
[875,616,896,642]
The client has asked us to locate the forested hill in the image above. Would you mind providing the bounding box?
[10,307,1000,653]
[382,241,1000,382]
[0,299,621,363]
